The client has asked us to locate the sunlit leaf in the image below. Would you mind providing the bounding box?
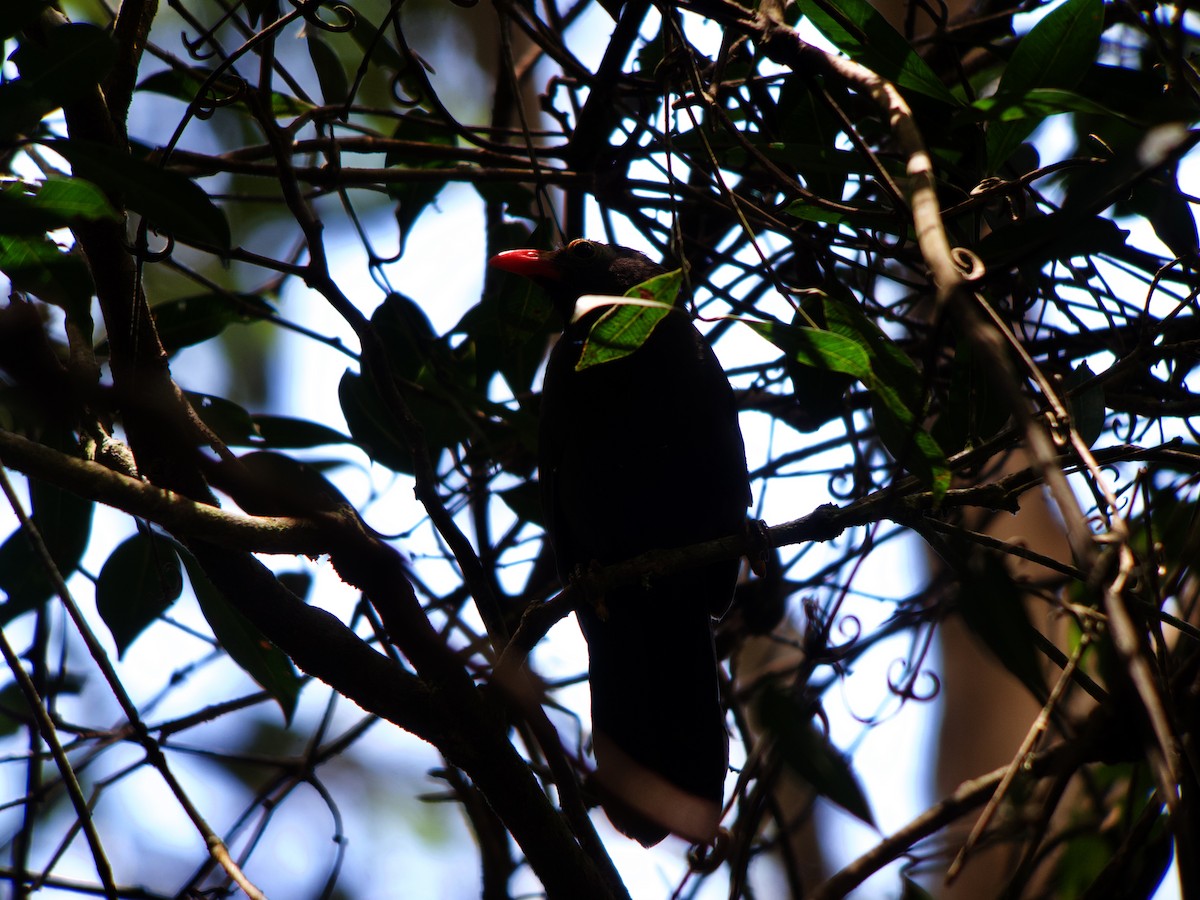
[0,233,95,324]
[0,176,119,233]
[798,0,958,104]
[985,0,1105,171]
[571,270,682,370]
[745,318,874,382]
[747,310,949,496]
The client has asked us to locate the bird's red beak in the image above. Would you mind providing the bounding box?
[488,248,562,281]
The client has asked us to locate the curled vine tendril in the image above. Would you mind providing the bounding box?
[390,72,425,109]
[687,828,730,873]
[181,28,217,61]
[128,227,175,264]
[887,657,941,703]
[195,75,248,120]
[952,246,986,281]
[802,597,861,666]
[294,0,356,32]
[827,465,858,501]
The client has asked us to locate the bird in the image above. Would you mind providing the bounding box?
[489,239,751,846]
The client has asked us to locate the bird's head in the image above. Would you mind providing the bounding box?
[489,239,666,323]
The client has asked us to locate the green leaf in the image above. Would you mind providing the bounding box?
[0,23,116,139]
[223,451,348,516]
[0,528,50,620]
[31,175,120,219]
[459,227,556,392]
[136,68,311,118]
[0,672,85,737]
[797,0,958,104]
[249,415,353,449]
[994,0,1107,97]
[386,111,457,168]
[135,68,208,103]
[1069,63,1180,128]
[45,139,231,251]
[0,176,120,233]
[28,476,93,578]
[827,292,948,494]
[388,181,445,255]
[497,482,542,526]
[149,292,275,354]
[276,571,314,602]
[823,292,920,399]
[901,876,936,900]
[985,0,1106,171]
[575,301,674,371]
[1120,171,1199,263]
[0,233,95,324]
[778,77,850,202]
[932,537,1048,701]
[574,270,682,370]
[872,397,951,498]
[749,307,949,496]
[779,297,856,432]
[187,392,260,445]
[348,11,407,74]
[338,369,414,473]
[971,88,1136,125]
[95,532,183,657]
[243,0,280,26]
[383,112,459,247]
[756,685,875,825]
[785,201,891,231]
[1063,362,1105,448]
[178,548,301,723]
[745,318,874,381]
[0,476,94,621]
[932,338,1010,454]
[306,32,350,106]
[977,211,1130,270]
[626,267,684,308]
[370,291,437,380]
[341,293,509,471]
[348,12,426,106]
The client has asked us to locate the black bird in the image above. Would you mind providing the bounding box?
[489,240,751,846]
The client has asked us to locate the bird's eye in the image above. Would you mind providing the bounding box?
[566,239,598,260]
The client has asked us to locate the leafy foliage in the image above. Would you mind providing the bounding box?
[0,0,1197,898]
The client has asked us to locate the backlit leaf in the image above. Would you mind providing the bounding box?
[96,532,183,657]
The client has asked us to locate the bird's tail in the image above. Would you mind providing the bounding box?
[580,568,731,847]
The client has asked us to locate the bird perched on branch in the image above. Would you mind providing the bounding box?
[489,239,750,846]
